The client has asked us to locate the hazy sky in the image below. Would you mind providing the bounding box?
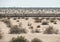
[0,0,60,7]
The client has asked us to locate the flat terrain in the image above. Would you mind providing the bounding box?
[0,17,60,42]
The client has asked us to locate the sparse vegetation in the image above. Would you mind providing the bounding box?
[10,36,28,42]
[2,19,12,27]
[57,18,60,20]
[7,17,10,19]
[41,21,48,25]
[46,17,50,20]
[35,29,40,33]
[25,17,29,20]
[13,17,17,20]
[37,25,40,28]
[53,21,57,24]
[34,17,41,23]
[29,26,33,29]
[31,38,42,42]
[2,19,10,24]
[51,18,56,20]
[34,20,41,23]
[31,29,35,33]
[9,25,27,34]
[28,23,31,26]
[50,18,56,23]
[50,20,55,23]
[0,29,2,39]
[16,20,19,22]
[18,17,20,19]
[21,17,25,19]
[33,17,39,20]
[31,29,40,33]
[44,26,59,34]
[19,22,22,27]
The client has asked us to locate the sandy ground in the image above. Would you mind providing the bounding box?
[0,17,60,42]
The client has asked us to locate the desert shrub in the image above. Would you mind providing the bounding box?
[33,17,41,23]
[28,23,31,26]
[50,18,56,23]
[25,17,29,20]
[16,20,19,22]
[21,17,25,19]
[44,26,59,34]
[2,19,10,24]
[13,17,16,20]
[51,18,56,20]
[53,21,57,24]
[35,29,40,33]
[19,22,22,27]
[37,25,40,28]
[18,17,20,19]
[46,17,50,20]
[34,20,41,23]
[10,36,29,42]
[57,18,60,20]
[31,29,40,33]
[41,21,48,25]
[2,19,11,27]
[29,26,33,29]
[10,25,27,34]
[50,20,55,23]
[31,29,35,33]
[0,29,2,39]
[31,38,42,42]
[54,29,59,34]
[33,17,39,20]
[7,17,10,19]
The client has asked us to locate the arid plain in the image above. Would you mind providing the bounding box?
[0,17,60,42]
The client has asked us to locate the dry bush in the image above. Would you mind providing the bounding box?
[9,25,27,34]
[50,18,56,23]
[29,26,33,29]
[51,18,56,20]
[34,20,41,23]
[37,25,40,28]
[50,20,55,23]
[46,17,50,20]
[2,19,10,24]
[44,26,59,34]
[18,17,20,19]
[13,17,17,20]
[10,36,29,42]
[33,17,39,20]
[16,20,19,22]
[31,38,42,42]
[53,21,57,24]
[0,29,2,39]
[2,19,12,27]
[28,23,31,26]
[41,21,48,25]
[7,17,11,19]
[31,29,40,33]
[19,22,22,27]
[33,17,42,23]
[25,17,29,20]
[57,18,60,20]
[22,17,25,19]
[35,29,40,33]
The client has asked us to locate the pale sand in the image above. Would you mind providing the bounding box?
[0,17,60,42]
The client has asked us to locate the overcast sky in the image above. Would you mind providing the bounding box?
[0,0,60,7]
